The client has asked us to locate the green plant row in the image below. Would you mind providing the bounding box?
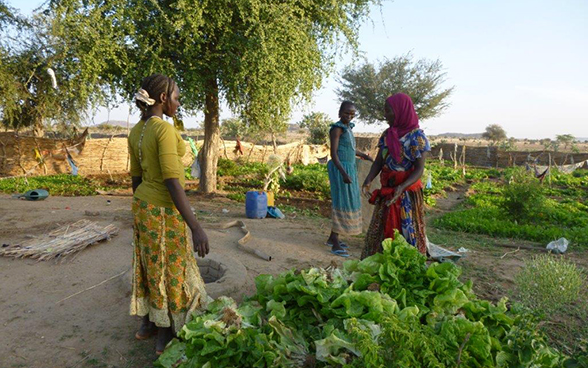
[0,174,104,196]
[434,168,588,247]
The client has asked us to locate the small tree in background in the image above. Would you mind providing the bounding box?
[555,134,575,150]
[482,124,507,145]
[337,54,454,124]
[299,112,332,145]
[221,117,249,140]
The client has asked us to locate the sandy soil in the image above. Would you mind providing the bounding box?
[1,191,587,367]
[0,194,352,368]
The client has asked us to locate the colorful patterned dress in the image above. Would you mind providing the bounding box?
[128,117,207,334]
[327,121,362,235]
[362,129,431,258]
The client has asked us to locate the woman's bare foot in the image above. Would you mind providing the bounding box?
[155,327,174,355]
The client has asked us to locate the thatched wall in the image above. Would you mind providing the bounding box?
[0,132,329,177]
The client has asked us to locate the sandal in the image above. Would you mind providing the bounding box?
[330,249,350,257]
[325,241,349,249]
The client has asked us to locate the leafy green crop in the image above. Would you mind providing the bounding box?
[0,174,102,196]
[156,233,570,368]
[435,172,588,246]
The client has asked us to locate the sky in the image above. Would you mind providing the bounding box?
[6,0,588,139]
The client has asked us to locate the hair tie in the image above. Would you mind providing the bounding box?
[134,88,156,106]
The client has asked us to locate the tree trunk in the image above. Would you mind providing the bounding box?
[33,120,44,137]
[271,132,277,153]
[199,77,220,193]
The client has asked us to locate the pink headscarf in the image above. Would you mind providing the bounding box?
[385,93,420,163]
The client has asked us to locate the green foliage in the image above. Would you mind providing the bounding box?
[156,233,568,367]
[0,174,100,196]
[337,54,454,124]
[0,4,122,132]
[422,162,501,207]
[434,171,588,246]
[217,158,269,178]
[555,134,575,149]
[46,0,380,190]
[299,112,332,145]
[501,168,546,221]
[220,117,249,139]
[282,164,330,198]
[515,255,585,314]
[482,124,507,144]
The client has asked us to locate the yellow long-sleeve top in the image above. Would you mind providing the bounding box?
[128,116,186,208]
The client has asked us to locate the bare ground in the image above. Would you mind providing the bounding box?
[1,190,587,367]
[0,194,350,368]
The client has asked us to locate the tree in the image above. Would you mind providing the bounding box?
[220,117,249,140]
[299,112,332,145]
[337,54,454,124]
[0,6,117,136]
[555,134,575,150]
[47,0,379,192]
[482,124,507,144]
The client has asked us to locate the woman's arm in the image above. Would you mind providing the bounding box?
[330,127,351,184]
[132,177,142,194]
[361,148,384,198]
[388,152,427,204]
[164,178,209,258]
[355,151,374,162]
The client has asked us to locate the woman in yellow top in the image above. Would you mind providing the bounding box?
[128,74,209,355]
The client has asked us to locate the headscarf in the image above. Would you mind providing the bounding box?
[385,93,420,163]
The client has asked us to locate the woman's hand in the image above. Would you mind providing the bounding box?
[386,186,405,206]
[362,182,372,199]
[191,225,209,258]
[342,172,352,184]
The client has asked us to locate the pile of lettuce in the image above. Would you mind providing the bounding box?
[156,232,573,368]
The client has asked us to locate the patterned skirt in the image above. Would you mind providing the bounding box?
[328,160,362,235]
[362,189,427,259]
[130,198,207,334]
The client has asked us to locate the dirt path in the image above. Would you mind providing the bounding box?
[0,194,356,368]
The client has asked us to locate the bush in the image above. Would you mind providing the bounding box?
[515,255,585,314]
[501,168,545,221]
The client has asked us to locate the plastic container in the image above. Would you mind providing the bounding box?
[23,189,49,201]
[245,191,268,219]
[265,191,275,207]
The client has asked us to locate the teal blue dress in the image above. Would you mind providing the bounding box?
[327,121,362,235]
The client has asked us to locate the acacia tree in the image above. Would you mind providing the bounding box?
[555,134,575,150]
[47,0,379,192]
[337,54,454,124]
[482,124,507,145]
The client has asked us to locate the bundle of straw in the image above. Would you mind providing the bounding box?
[0,220,119,261]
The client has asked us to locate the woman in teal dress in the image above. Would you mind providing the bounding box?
[326,101,373,257]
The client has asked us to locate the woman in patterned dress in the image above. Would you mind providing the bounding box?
[361,93,431,258]
[128,74,209,354]
[326,101,373,257]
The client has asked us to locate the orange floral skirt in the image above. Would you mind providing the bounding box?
[129,198,207,333]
